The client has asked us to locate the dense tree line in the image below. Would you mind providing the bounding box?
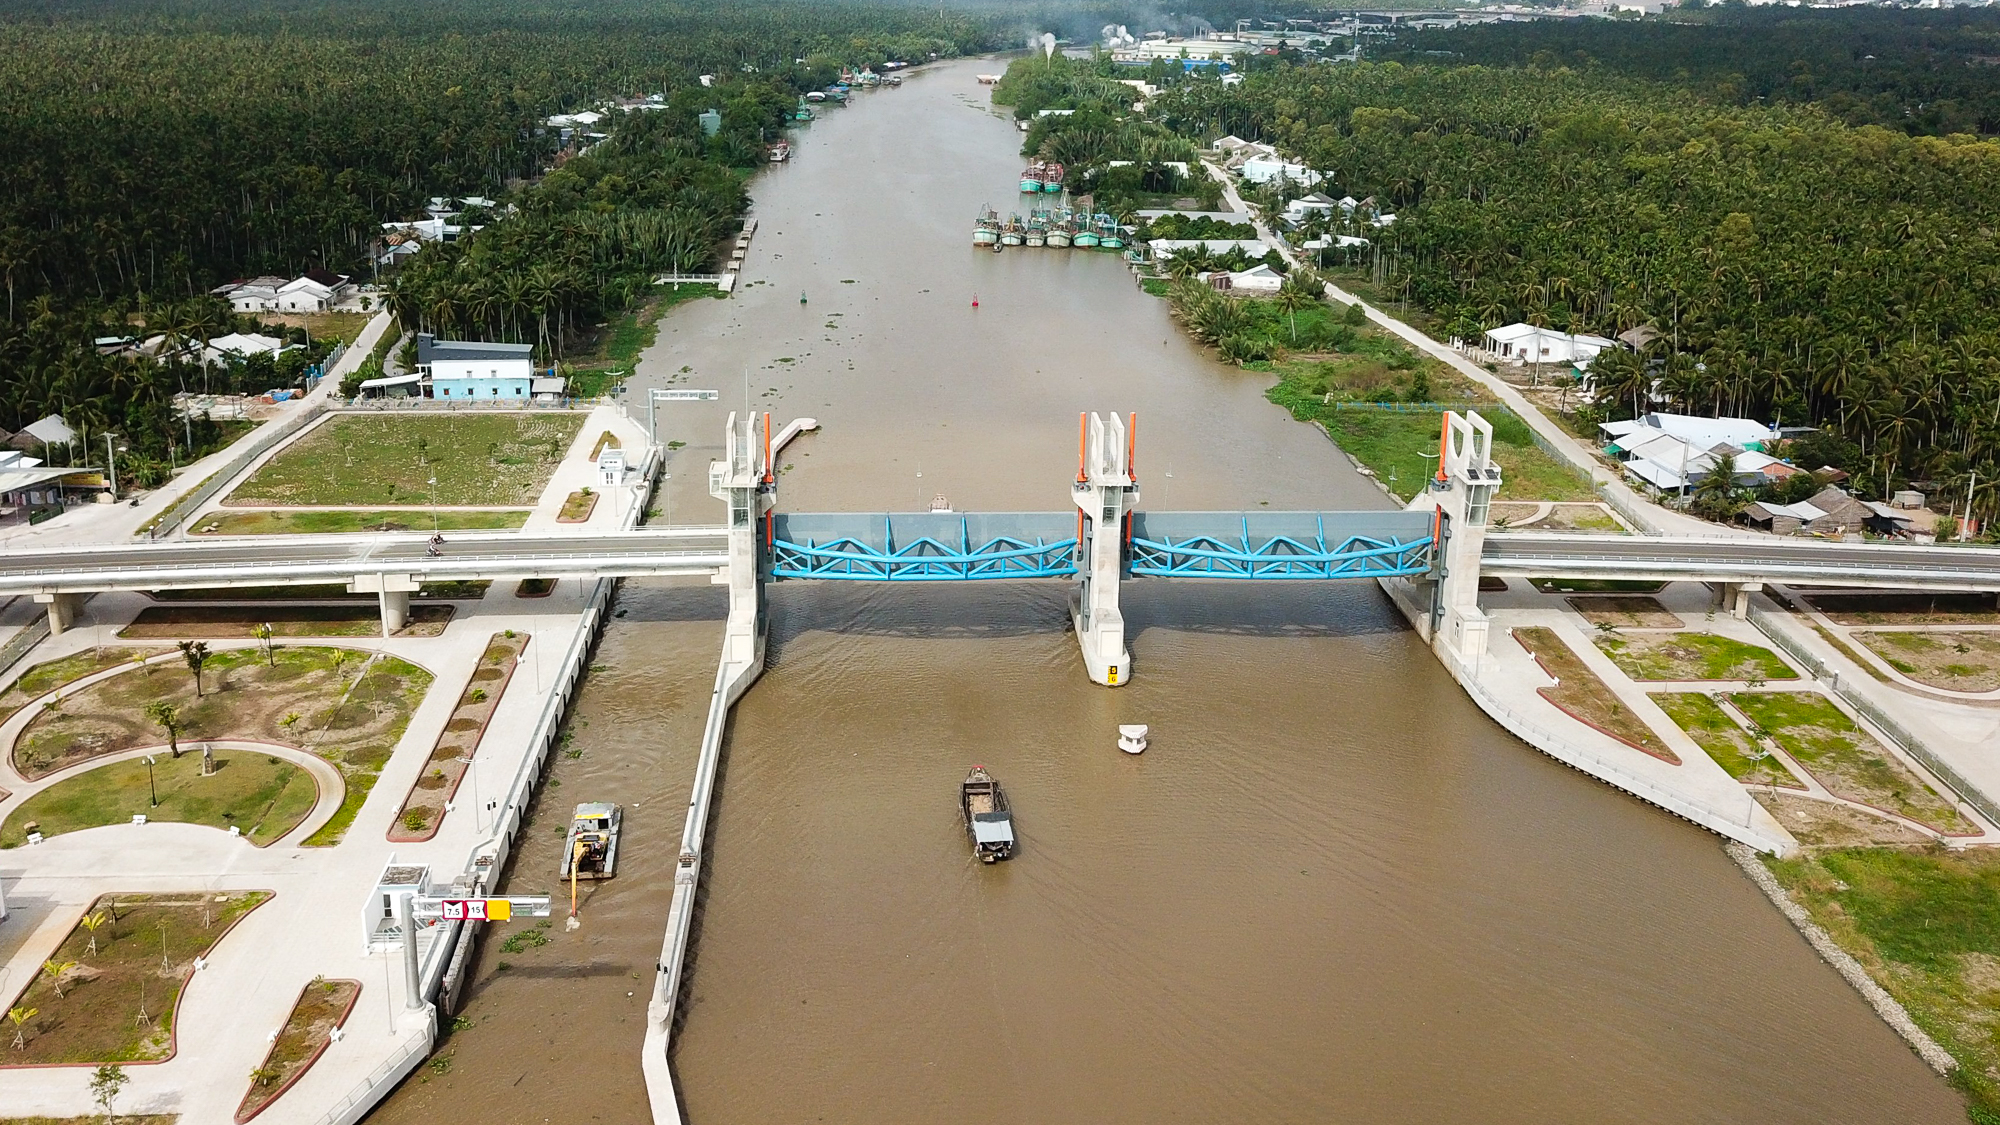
[0,0,988,474]
[1153,56,2000,511]
[1389,6,2000,138]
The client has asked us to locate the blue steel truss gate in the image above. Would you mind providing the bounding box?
[769,510,1436,582]
[1127,511,1436,579]
[770,512,1079,580]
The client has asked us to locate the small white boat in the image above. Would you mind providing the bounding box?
[1118,725,1148,755]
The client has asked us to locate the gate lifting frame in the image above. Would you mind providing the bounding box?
[771,515,1079,581]
[1129,516,1434,579]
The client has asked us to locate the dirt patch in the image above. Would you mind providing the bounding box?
[1512,627,1677,762]
[388,632,528,842]
[1753,793,1932,849]
[1808,593,2000,626]
[557,489,599,523]
[1,892,269,1064]
[1731,691,1974,834]
[1567,596,1681,629]
[236,978,361,1122]
[120,605,451,639]
[1853,631,2000,693]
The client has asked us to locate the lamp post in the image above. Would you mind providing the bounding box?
[143,755,158,807]
[104,432,121,502]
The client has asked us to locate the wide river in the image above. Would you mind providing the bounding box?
[369,56,1959,1125]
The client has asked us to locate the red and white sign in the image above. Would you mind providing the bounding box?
[440,899,489,921]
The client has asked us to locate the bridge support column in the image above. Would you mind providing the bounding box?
[1721,581,1759,619]
[349,573,420,637]
[34,592,85,636]
[1070,413,1139,686]
[1403,411,1500,672]
[710,411,774,703]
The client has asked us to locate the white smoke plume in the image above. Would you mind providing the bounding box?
[1040,32,1057,59]
[1100,24,1137,47]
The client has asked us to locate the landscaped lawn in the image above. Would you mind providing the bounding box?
[1730,692,1972,833]
[225,413,581,506]
[237,978,360,1121]
[1,749,317,847]
[1595,632,1797,681]
[191,509,528,535]
[10,645,430,846]
[1653,692,1802,789]
[3,892,270,1063]
[1854,630,2000,692]
[0,647,171,724]
[1511,626,1676,761]
[1765,847,2000,1119]
[120,605,452,639]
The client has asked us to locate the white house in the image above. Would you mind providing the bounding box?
[417,334,535,400]
[1238,157,1322,187]
[202,332,288,367]
[276,269,353,313]
[1147,238,1272,259]
[1200,264,1285,292]
[1599,413,1779,453]
[214,276,289,313]
[1481,323,1616,367]
[1280,192,1340,226]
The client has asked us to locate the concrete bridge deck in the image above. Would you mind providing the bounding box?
[1481,532,2000,591]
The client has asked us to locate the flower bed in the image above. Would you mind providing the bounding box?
[387,632,527,842]
[234,978,361,1122]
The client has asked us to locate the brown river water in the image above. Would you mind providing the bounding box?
[367,56,1960,1125]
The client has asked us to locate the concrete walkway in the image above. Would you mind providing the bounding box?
[0,578,620,1123]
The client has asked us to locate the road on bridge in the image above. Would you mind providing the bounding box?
[1483,532,2000,590]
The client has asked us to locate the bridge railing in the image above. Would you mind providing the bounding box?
[1747,602,2000,829]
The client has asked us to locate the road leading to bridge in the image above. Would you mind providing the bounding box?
[1483,532,2000,590]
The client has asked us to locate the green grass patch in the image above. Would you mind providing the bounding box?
[1594,632,1797,681]
[1653,692,1803,788]
[1512,626,1676,761]
[0,647,172,725]
[1853,630,2000,693]
[1731,692,1971,833]
[2,749,317,846]
[227,413,581,506]
[565,283,721,397]
[1765,847,2000,1119]
[192,509,528,535]
[6,645,429,847]
[1812,622,1893,682]
[1139,277,1171,297]
[3,892,269,1063]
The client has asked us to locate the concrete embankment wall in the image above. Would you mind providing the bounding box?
[1378,577,1794,855]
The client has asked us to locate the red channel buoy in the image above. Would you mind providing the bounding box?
[971,294,979,308]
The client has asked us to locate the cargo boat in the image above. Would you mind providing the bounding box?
[559,802,622,880]
[960,767,1015,863]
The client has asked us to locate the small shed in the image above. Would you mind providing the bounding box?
[597,448,626,489]
[531,376,567,402]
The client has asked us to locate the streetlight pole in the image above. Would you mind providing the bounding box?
[104,432,120,502]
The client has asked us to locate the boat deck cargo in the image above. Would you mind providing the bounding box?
[960,767,1015,863]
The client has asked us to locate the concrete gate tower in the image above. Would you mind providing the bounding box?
[1070,412,1140,686]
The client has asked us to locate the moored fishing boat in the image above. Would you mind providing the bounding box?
[767,141,791,163]
[960,767,1015,863]
[1020,161,1045,194]
[1040,162,1065,192]
[1073,223,1100,248]
[1025,209,1048,247]
[1046,217,1072,248]
[973,205,1000,247]
[1000,213,1025,246]
[1095,213,1124,249]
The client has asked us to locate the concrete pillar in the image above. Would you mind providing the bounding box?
[379,588,410,636]
[350,573,420,637]
[1070,413,1140,686]
[398,892,424,1010]
[708,411,771,704]
[1722,581,1759,619]
[34,592,84,636]
[1404,411,1500,672]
